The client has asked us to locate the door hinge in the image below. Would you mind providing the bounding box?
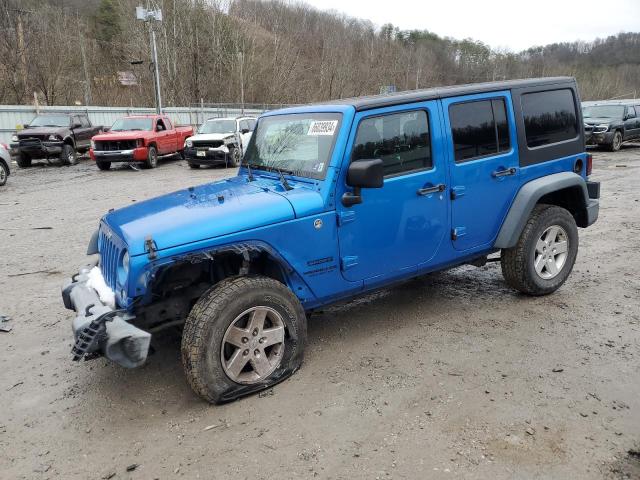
[451,227,467,241]
[337,210,356,226]
[341,256,358,270]
[451,186,465,200]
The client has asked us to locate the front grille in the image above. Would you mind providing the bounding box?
[98,228,122,291]
[192,140,223,148]
[94,140,137,151]
[19,137,44,147]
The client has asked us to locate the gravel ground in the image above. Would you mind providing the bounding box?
[0,149,639,480]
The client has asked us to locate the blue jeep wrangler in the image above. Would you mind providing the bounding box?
[63,77,600,403]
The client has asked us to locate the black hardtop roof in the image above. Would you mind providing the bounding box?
[326,77,576,111]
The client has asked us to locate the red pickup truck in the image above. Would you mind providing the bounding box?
[89,115,194,170]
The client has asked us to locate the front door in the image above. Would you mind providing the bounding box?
[337,102,449,283]
[443,92,520,251]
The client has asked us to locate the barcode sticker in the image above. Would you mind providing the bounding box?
[307,120,338,136]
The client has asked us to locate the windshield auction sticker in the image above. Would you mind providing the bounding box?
[307,120,338,136]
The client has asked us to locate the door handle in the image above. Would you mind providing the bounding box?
[492,167,516,178]
[417,183,446,196]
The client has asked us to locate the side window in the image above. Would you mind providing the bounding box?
[449,98,511,162]
[352,110,432,176]
[79,115,90,127]
[239,120,249,132]
[521,89,578,148]
[156,118,166,131]
[248,119,256,131]
[627,106,636,118]
[163,117,173,130]
[72,115,80,127]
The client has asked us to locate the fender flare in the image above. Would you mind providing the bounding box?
[494,172,590,249]
[63,136,76,149]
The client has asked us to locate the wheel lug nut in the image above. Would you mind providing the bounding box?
[254,349,260,356]
[242,337,248,344]
[259,337,265,344]
[243,349,249,356]
[252,328,259,336]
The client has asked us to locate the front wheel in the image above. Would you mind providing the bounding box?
[96,160,111,171]
[608,131,622,152]
[501,204,578,296]
[60,144,77,165]
[143,146,158,169]
[228,146,241,167]
[188,163,200,169]
[0,161,7,186]
[16,153,31,168]
[181,276,307,404]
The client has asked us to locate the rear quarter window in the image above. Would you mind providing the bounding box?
[521,89,578,148]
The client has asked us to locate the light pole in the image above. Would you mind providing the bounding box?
[136,5,163,114]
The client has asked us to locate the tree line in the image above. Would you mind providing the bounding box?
[1,0,638,108]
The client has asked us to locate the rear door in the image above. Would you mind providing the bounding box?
[443,91,520,251]
[155,117,171,154]
[625,106,640,139]
[73,115,92,150]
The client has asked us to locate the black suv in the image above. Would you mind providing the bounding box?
[583,100,640,151]
[10,113,103,167]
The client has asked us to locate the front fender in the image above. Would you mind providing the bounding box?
[494,172,593,249]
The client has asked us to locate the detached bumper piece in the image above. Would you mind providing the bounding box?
[62,265,151,368]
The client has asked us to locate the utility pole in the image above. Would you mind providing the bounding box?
[79,33,92,105]
[15,10,28,102]
[136,5,163,113]
[238,52,245,114]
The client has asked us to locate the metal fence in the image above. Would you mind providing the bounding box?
[0,104,276,144]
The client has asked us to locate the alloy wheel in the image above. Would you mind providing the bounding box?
[534,225,569,280]
[221,306,285,384]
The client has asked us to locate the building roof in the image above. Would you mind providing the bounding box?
[326,77,576,111]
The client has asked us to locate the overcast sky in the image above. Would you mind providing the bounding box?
[302,0,640,51]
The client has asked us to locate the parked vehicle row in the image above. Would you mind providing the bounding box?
[6,113,256,173]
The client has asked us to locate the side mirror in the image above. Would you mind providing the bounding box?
[342,159,384,207]
[241,128,250,134]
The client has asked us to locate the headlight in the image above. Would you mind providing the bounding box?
[48,134,61,141]
[595,124,610,132]
[122,251,129,275]
[117,250,129,284]
[11,134,18,142]
[185,139,193,148]
[90,140,95,149]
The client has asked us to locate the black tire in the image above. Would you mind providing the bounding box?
[60,143,77,165]
[17,152,31,168]
[0,161,7,186]
[228,146,241,167]
[96,160,111,171]
[143,145,158,169]
[608,131,622,152]
[181,275,307,404]
[501,204,578,296]
[188,163,200,169]
[178,149,186,160]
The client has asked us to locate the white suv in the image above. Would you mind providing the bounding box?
[183,116,256,168]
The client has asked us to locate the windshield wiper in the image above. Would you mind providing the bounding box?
[274,167,293,191]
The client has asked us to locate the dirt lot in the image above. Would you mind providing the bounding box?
[1,149,639,480]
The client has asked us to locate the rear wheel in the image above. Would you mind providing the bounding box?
[0,161,7,186]
[60,144,77,165]
[188,163,200,169]
[501,204,578,296]
[96,160,111,171]
[181,276,307,403]
[608,131,622,152]
[17,152,31,168]
[143,146,158,169]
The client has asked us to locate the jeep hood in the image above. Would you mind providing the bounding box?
[102,177,296,256]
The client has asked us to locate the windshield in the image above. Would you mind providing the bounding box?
[243,113,342,180]
[198,120,236,134]
[583,105,625,119]
[28,115,70,127]
[110,118,153,131]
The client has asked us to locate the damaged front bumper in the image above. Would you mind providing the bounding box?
[62,264,151,368]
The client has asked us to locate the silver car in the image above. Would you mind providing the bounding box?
[0,142,11,186]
